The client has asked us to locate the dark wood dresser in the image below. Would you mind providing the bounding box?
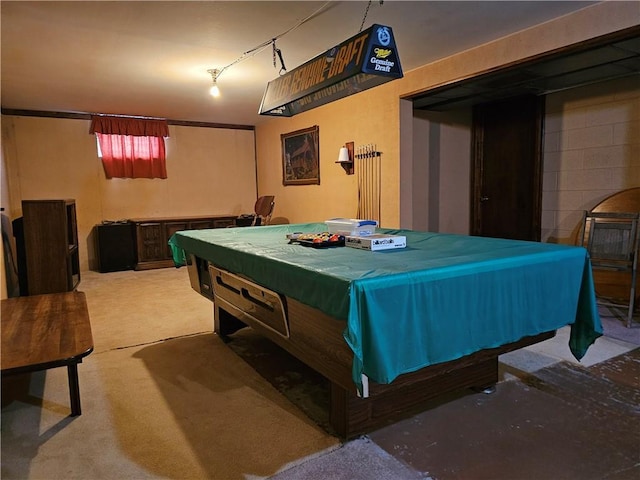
[131,215,236,270]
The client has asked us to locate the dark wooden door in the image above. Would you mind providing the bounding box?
[471,95,544,241]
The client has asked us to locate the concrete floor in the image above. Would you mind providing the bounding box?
[368,348,639,480]
[229,311,639,480]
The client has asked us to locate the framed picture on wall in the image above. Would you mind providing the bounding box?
[282,125,320,185]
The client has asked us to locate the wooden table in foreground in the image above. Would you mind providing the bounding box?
[1,291,94,416]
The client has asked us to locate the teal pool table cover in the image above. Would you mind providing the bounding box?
[170,223,602,391]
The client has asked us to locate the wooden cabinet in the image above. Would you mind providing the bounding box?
[136,221,165,264]
[132,215,236,270]
[22,199,80,295]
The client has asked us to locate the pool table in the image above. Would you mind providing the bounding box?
[170,223,602,438]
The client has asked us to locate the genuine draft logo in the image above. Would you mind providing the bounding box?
[374,48,392,59]
[370,46,395,73]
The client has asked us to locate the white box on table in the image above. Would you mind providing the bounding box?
[325,218,378,236]
[345,234,407,251]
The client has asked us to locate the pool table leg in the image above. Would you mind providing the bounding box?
[328,357,499,439]
[214,304,247,336]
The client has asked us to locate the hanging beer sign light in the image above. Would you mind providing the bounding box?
[259,24,403,117]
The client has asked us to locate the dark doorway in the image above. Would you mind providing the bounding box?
[470,95,544,241]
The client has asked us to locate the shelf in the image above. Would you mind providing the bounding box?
[335,161,354,174]
[336,141,355,175]
[22,199,80,295]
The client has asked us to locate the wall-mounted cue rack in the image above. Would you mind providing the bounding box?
[356,144,382,224]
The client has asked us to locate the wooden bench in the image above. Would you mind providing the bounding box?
[1,291,94,416]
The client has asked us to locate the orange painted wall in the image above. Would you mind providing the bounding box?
[254,2,640,230]
[1,116,257,274]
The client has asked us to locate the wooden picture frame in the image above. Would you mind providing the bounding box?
[282,125,320,185]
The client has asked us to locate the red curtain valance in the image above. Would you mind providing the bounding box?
[90,115,169,137]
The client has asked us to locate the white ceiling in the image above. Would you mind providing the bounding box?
[1,1,599,126]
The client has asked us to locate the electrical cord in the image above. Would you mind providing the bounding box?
[215,2,333,79]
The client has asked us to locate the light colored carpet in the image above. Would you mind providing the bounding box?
[80,268,215,353]
[1,268,340,479]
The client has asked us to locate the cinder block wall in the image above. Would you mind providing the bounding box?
[542,75,640,244]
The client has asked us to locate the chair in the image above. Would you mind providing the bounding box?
[251,195,275,226]
[580,211,640,327]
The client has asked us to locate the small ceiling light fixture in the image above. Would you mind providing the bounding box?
[201,3,333,100]
[207,68,220,98]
